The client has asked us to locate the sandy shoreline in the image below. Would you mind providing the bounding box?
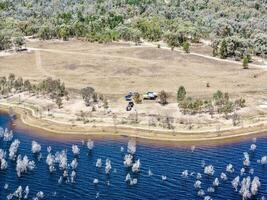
[1,103,267,146]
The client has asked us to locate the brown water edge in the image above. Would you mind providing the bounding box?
[12,119,267,150]
[1,107,267,149]
[14,121,266,149]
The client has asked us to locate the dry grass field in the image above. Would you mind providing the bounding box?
[0,39,267,133]
[1,40,267,101]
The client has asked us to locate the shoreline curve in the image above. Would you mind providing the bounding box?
[1,103,267,146]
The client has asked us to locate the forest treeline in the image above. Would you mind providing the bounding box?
[0,0,266,59]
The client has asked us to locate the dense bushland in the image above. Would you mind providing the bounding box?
[0,0,266,59]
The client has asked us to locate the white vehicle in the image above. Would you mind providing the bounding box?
[143,92,158,100]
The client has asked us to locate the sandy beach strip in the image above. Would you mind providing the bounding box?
[0,102,267,147]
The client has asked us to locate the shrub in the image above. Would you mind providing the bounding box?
[81,87,95,106]
[235,98,246,108]
[133,93,142,104]
[0,32,12,50]
[243,56,249,69]
[164,32,180,48]
[219,39,227,59]
[159,90,168,105]
[13,36,25,51]
[177,86,186,102]
[182,41,190,53]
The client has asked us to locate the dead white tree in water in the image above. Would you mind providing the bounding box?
[127,139,136,154]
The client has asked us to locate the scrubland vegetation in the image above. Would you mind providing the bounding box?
[0,72,248,130]
[177,87,246,117]
[0,74,68,108]
[0,0,266,60]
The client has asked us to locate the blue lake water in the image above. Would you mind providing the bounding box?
[0,113,267,200]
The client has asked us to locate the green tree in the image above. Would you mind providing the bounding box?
[0,76,7,86]
[81,87,95,106]
[213,90,223,101]
[24,80,32,91]
[213,90,227,106]
[38,25,55,40]
[117,26,141,44]
[177,86,186,102]
[14,77,23,90]
[219,39,227,59]
[0,32,12,50]
[14,36,25,51]
[8,73,15,86]
[135,17,163,41]
[164,32,180,48]
[243,56,249,69]
[58,25,70,41]
[182,41,190,53]
[219,101,234,117]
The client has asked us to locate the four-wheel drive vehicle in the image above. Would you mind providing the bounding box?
[125,91,158,101]
[125,92,139,101]
[125,93,133,101]
[143,92,158,100]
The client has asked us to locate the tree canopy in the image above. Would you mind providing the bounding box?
[0,0,266,58]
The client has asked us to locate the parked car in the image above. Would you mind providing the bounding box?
[125,95,132,101]
[125,92,139,101]
[143,92,158,100]
[125,92,133,101]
